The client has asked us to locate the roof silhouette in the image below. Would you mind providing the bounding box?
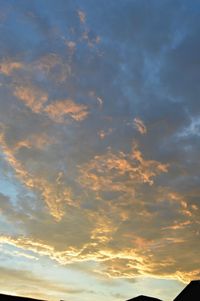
[173,280,200,300]
[0,294,44,301]
[126,295,163,301]
[1,280,200,301]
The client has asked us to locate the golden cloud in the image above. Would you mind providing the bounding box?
[13,85,89,123]
[0,129,74,220]
[0,50,199,289]
[13,85,48,113]
[0,184,199,285]
[2,231,198,284]
[1,115,199,284]
[79,143,169,191]
[44,99,89,122]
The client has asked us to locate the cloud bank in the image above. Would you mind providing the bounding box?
[0,1,200,299]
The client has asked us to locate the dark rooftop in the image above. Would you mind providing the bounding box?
[0,294,44,301]
[126,295,163,301]
[173,280,200,301]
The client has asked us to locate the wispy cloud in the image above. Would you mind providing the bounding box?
[134,117,147,135]
[14,85,48,113]
[44,99,89,122]
[78,10,86,24]
[0,60,24,75]
[0,266,88,300]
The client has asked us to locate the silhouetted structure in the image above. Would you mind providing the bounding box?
[0,294,44,301]
[126,296,162,301]
[173,280,200,300]
[1,280,200,301]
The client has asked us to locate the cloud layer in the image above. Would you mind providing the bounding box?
[0,0,200,300]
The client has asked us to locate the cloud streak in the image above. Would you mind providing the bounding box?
[44,99,89,122]
[134,118,147,135]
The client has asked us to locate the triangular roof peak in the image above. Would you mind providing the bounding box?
[126,295,162,301]
[173,280,200,301]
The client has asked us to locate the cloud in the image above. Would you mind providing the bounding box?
[78,10,86,24]
[13,85,89,123]
[2,131,197,283]
[13,85,48,113]
[34,53,71,83]
[134,117,147,135]
[0,1,200,297]
[2,107,197,284]
[1,57,89,124]
[0,140,199,284]
[0,128,75,220]
[0,60,24,76]
[14,132,56,151]
[44,99,89,122]
[0,266,87,300]
[79,143,168,192]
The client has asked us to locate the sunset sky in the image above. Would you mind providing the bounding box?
[0,1,200,301]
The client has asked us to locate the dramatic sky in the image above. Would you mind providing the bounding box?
[0,1,200,300]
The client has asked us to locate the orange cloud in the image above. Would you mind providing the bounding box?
[79,143,169,191]
[14,85,48,113]
[0,60,24,75]
[13,85,89,123]
[2,117,198,284]
[44,99,89,122]
[14,133,57,151]
[131,143,169,185]
[0,130,74,220]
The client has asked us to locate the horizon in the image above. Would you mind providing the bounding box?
[0,1,200,301]
[0,279,200,300]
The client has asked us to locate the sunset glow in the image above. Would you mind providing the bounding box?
[0,1,199,301]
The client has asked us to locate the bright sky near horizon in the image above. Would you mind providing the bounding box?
[0,1,199,301]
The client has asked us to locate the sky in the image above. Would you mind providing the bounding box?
[0,0,200,300]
